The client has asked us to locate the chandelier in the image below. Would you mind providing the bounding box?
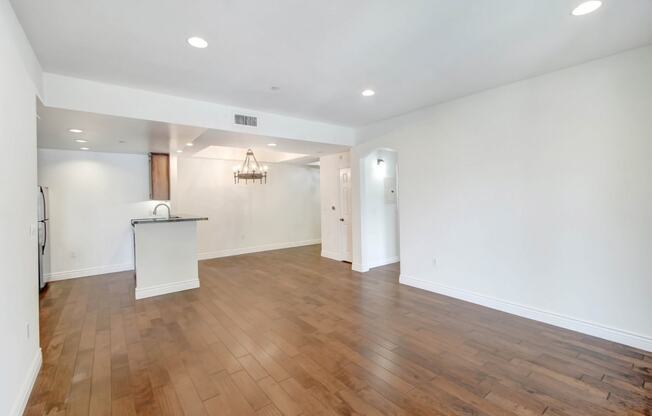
[233,149,268,184]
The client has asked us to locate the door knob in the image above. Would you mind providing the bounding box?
[339,218,344,222]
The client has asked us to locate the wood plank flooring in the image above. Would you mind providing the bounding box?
[25,245,652,415]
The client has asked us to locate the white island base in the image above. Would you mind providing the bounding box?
[133,218,205,300]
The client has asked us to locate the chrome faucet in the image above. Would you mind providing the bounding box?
[153,203,171,218]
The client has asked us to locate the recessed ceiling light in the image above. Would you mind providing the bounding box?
[361,89,376,97]
[187,37,208,48]
[176,150,184,153]
[572,1,602,16]
[74,139,88,143]
[186,142,194,147]
[270,86,280,91]
[80,147,89,151]
[267,143,277,147]
[69,128,83,133]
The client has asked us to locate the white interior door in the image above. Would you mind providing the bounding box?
[339,168,352,262]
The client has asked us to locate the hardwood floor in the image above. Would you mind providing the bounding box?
[26,245,652,415]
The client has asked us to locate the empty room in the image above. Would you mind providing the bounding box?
[2,1,651,415]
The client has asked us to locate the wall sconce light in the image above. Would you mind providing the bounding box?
[374,157,386,179]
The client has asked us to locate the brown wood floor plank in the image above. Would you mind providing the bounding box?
[24,245,652,416]
[231,370,273,410]
[257,376,302,416]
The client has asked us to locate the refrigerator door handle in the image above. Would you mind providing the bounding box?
[42,220,47,255]
[39,187,48,255]
[39,186,47,219]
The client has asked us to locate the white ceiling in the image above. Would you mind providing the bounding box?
[14,1,652,126]
[36,104,349,162]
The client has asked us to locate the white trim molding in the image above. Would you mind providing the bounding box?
[47,240,323,281]
[321,249,342,262]
[400,274,652,353]
[352,263,370,273]
[11,348,42,416]
[369,256,400,269]
[135,278,200,300]
[46,263,133,281]
[198,239,321,261]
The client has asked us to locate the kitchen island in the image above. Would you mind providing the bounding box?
[131,215,207,300]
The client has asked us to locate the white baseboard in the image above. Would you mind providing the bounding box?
[352,263,369,272]
[47,239,322,281]
[399,274,652,353]
[198,239,321,260]
[46,263,133,281]
[10,347,42,416]
[135,278,200,300]
[369,256,400,269]
[321,250,342,261]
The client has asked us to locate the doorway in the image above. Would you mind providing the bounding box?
[361,149,400,270]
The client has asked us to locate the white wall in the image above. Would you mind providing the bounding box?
[0,1,42,415]
[319,152,350,260]
[37,149,161,279]
[363,149,399,268]
[173,157,321,258]
[37,150,322,274]
[353,45,652,351]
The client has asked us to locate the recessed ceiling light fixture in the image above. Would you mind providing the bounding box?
[187,36,208,48]
[69,128,83,133]
[186,142,194,147]
[80,147,89,151]
[176,150,184,153]
[361,89,376,97]
[572,1,602,16]
[267,143,277,147]
[74,139,88,143]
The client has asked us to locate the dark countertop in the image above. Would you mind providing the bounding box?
[131,215,208,226]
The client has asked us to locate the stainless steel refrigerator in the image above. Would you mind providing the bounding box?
[38,186,50,291]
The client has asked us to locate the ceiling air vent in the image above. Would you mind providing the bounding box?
[234,113,258,127]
